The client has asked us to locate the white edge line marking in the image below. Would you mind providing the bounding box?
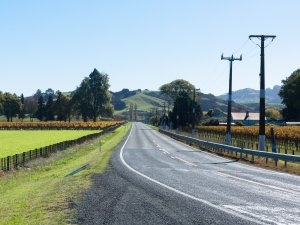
[218,171,300,196]
[120,125,270,225]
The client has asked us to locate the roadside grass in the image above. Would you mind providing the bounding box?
[0,123,130,225]
[0,130,99,158]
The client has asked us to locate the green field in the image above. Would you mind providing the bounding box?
[0,124,130,224]
[0,130,100,158]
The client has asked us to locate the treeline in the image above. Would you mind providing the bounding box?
[0,69,113,122]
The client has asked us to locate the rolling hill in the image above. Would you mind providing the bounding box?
[218,85,282,104]
[112,89,249,118]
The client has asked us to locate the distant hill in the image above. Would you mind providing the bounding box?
[218,85,282,104]
[199,93,249,112]
[112,89,249,118]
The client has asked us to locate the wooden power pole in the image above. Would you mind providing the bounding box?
[221,54,242,145]
[249,35,276,151]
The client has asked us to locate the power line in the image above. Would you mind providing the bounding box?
[243,45,259,57]
[233,39,250,54]
[244,50,260,60]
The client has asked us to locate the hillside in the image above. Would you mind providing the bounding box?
[218,85,282,104]
[200,93,248,112]
[112,89,249,118]
[121,92,165,112]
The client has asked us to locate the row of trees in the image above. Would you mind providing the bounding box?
[0,69,113,122]
[0,92,24,121]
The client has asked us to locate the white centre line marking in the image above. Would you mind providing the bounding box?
[120,125,270,225]
[174,156,197,167]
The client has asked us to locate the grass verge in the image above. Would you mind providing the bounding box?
[0,123,130,225]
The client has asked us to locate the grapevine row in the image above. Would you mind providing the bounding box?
[0,121,124,130]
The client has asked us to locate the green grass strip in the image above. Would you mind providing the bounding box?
[0,123,130,225]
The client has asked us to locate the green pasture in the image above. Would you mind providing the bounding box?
[0,130,100,158]
[0,123,130,224]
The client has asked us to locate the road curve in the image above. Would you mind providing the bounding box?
[77,122,300,225]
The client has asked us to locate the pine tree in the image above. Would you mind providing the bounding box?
[45,95,54,121]
[36,95,45,121]
[18,93,25,121]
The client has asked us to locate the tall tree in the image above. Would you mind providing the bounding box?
[54,91,64,121]
[25,97,38,121]
[36,95,45,121]
[19,93,25,121]
[159,79,195,100]
[279,69,300,120]
[64,96,73,122]
[33,89,42,101]
[72,78,92,122]
[88,69,112,121]
[72,69,113,122]
[44,88,55,102]
[45,94,54,121]
[169,91,202,128]
[54,91,71,121]
[0,91,4,115]
[2,93,21,122]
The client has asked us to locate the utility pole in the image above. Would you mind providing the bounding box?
[192,88,200,137]
[221,54,242,145]
[163,102,166,126]
[249,35,276,151]
[155,108,158,126]
[134,104,137,121]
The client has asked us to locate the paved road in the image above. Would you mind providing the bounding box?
[77,122,300,225]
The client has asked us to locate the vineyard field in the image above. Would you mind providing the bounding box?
[196,126,300,153]
[0,130,100,158]
[198,126,300,141]
[0,121,124,130]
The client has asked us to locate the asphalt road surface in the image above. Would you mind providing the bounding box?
[77,122,300,225]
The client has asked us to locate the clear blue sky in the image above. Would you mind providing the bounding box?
[0,1,299,96]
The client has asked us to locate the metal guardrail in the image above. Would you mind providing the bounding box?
[159,129,300,165]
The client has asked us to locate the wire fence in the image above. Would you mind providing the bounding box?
[0,123,124,172]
